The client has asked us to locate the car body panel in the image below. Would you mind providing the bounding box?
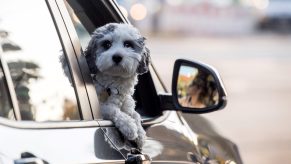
[0,111,198,163]
[0,111,243,163]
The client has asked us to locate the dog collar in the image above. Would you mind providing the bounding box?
[106,87,119,96]
[95,78,120,102]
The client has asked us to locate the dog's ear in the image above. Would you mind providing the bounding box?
[59,52,73,85]
[84,34,102,74]
[136,37,150,75]
[137,46,150,75]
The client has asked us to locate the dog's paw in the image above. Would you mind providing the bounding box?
[117,119,138,141]
[124,124,138,140]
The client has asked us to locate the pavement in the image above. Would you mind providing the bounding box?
[147,33,291,164]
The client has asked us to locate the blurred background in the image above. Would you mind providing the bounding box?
[116,0,291,163]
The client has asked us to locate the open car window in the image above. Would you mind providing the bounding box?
[63,0,163,119]
[0,0,80,121]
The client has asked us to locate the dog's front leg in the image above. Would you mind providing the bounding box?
[121,95,146,148]
[101,102,138,141]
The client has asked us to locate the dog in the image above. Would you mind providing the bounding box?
[84,23,150,148]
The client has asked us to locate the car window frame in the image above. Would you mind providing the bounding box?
[46,0,95,120]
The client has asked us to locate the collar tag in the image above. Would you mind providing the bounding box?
[98,90,110,102]
[98,87,119,103]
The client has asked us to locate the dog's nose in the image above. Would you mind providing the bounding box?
[112,55,123,64]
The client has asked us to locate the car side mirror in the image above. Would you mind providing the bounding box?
[172,59,227,113]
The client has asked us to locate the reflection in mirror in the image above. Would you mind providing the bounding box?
[177,65,219,109]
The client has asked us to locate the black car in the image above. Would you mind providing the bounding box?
[0,0,242,163]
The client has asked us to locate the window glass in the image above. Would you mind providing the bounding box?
[0,0,80,121]
[65,1,91,50]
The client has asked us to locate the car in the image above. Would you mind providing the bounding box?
[258,0,291,30]
[0,0,243,163]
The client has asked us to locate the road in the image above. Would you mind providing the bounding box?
[147,33,291,164]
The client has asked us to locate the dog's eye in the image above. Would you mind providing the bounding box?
[124,41,134,49]
[102,40,112,50]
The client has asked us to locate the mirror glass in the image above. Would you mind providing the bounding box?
[177,65,219,109]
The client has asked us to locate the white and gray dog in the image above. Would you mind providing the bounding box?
[84,23,150,148]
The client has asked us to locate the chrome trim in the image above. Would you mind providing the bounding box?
[0,117,109,129]
[0,111,172,129]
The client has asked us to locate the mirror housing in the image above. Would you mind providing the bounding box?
[172,59,227,113]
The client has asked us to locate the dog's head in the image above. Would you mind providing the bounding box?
[84,23,150,78]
